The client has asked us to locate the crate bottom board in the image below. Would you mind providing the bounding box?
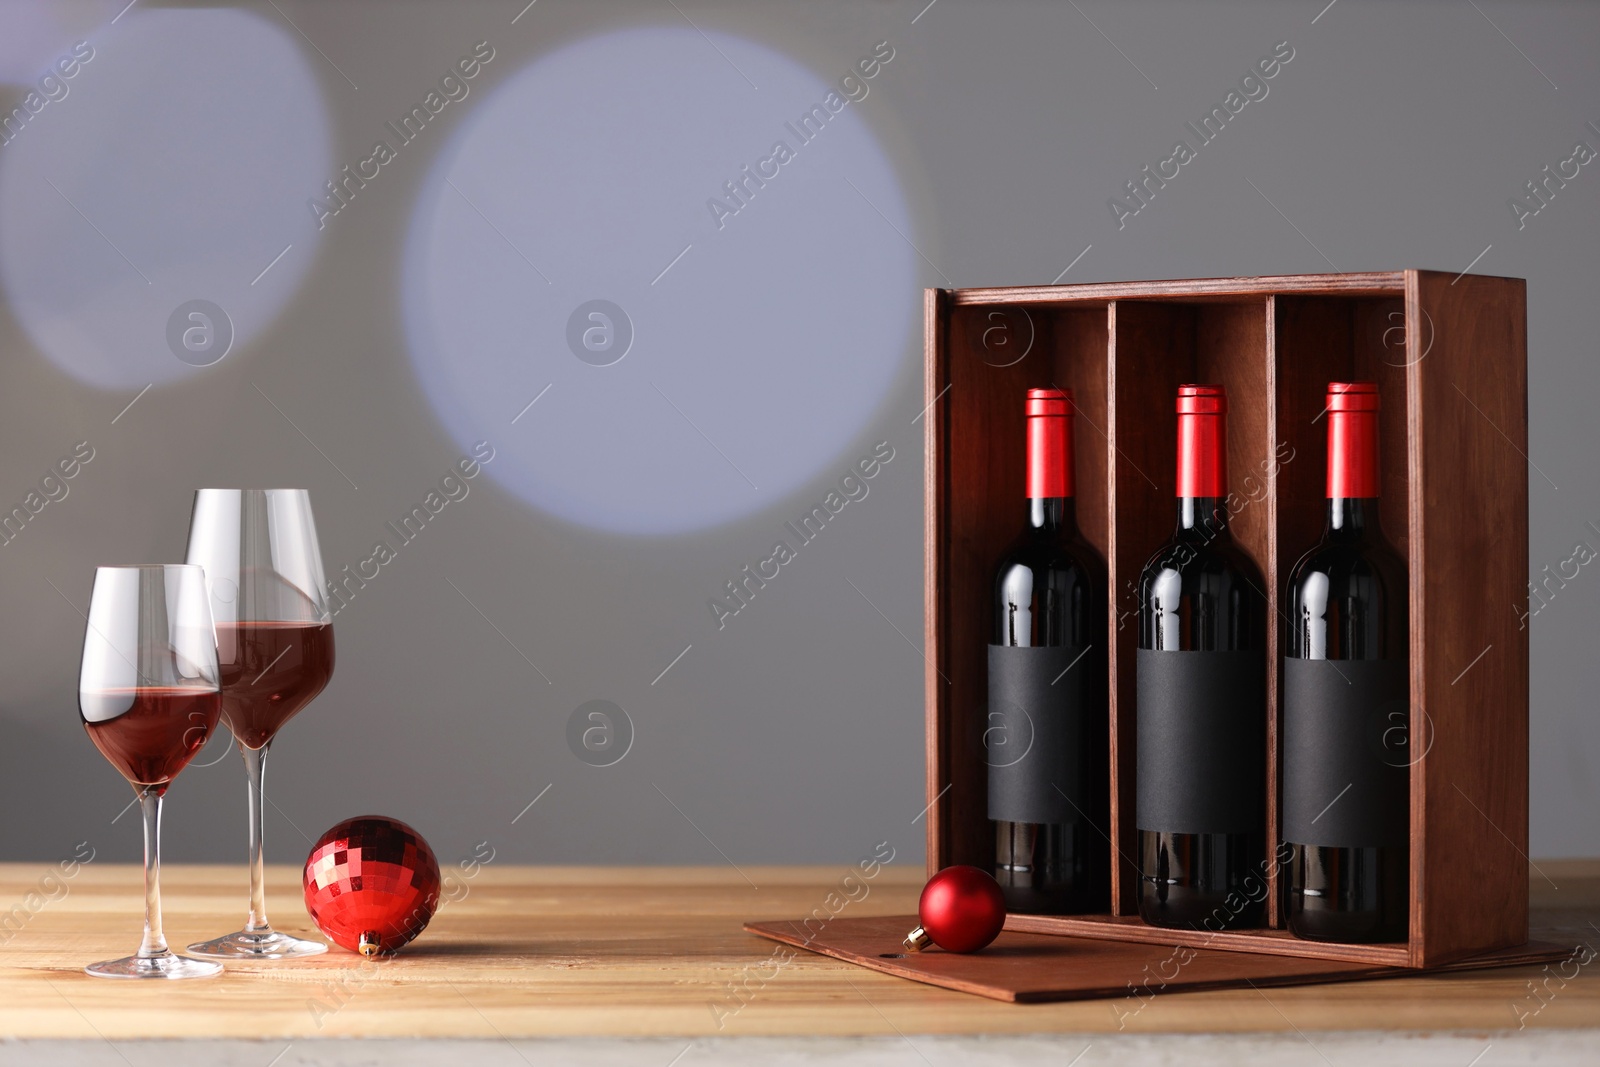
[744,916,1572,1004]
[1004,913,1416,966]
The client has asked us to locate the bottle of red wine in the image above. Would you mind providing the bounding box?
[1136,384,1267,930]
[987,387,1108,915]
[1283,381,1409,942]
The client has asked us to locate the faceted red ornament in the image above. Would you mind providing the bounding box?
[902,865,1007,954]
[303,816,441,956]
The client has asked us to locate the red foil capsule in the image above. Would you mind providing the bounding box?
[1176,384,1227,499]
[303,815,441,956]
[1026,387,1075,500]
[1326,381,1381,499]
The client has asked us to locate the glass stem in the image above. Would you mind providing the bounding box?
[136,787,169,959]
[242,744,273,934]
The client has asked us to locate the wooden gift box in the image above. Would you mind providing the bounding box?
[922,271,1529,968]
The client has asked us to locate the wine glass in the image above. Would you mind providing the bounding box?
[80,564,223,979]
[185,489,335,960]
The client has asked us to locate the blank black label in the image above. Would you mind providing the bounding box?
[986,644,1089,824]
[1282,657,1409,848]
[1136,648,1264,835]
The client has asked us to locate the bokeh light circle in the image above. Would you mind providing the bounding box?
[403,27,915,535]
[0,0,120,84]
[0,7,332,390]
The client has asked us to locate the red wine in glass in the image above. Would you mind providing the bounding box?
[83,687,220,788]
[215,620,335,750]
[186,488,336,961]
[79,563,223,980]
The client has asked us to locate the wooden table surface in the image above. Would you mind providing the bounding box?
[0,861,1596,1038]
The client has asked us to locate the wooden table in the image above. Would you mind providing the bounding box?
[0,862,1596,1039]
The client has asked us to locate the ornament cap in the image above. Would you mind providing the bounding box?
[902,925,932,953]
[358,931,381,957]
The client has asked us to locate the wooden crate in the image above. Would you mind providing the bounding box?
[923,271,1529,968]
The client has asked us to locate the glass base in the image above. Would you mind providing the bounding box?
[86,951,223,980]
[187,929,328,960]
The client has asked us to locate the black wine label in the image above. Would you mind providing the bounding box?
[1282,657,1410,848]
[986,644,1091,824]
[1136,648,1264,835]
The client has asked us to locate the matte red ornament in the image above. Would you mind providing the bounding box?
[902,865,1007,953]
[303,815,441,956]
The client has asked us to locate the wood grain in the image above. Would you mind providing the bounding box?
[748,914,1389,1003]
[748,915,1568,1003]
[923,296,1113,877]
[0,863,1593,1038]
[1003,913,1408,966]
[1407,269,1530,966]
[1269,293,1412,934]
[953,272,1409,307]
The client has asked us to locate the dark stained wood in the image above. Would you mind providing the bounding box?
[744,916,1570,1005]
[1351,297,1413,557]
[1055,310,1112,569]
[925,271,1530,971]
[1198,301,1278,922]
[1271,296,1355,600]
[1268,295,1347,929]
[938,301,1030,871]
[1106,300,1276,915]
[1190,300,1275,571]
[1106,301,1187,913]
[1269,294,1413,932]
[1270,296,1348,927]
[925,296,1113,876]
[924,287,951,876]
[1407,269,1529,967]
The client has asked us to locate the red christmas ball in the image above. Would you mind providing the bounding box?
[303,816,441,956]
[905,865,1007,953]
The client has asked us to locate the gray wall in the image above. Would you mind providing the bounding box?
[0,0,1595,872]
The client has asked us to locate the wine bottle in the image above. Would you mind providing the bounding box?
[1136,384,1267,930]
[986,387,1109,915]
[1283,381,1409,942]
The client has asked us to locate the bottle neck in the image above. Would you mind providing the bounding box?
[1327,497,1379,538]
[1327,406,1380,539]
[1175,496,1230,535]
[1175,409,1226,534]
[1025,405,1073,533]
[1026,496,1077,532]
[1026,409,1073,500]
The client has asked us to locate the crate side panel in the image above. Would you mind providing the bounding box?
[926,288,953,873]
[1408,271,1529,966]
